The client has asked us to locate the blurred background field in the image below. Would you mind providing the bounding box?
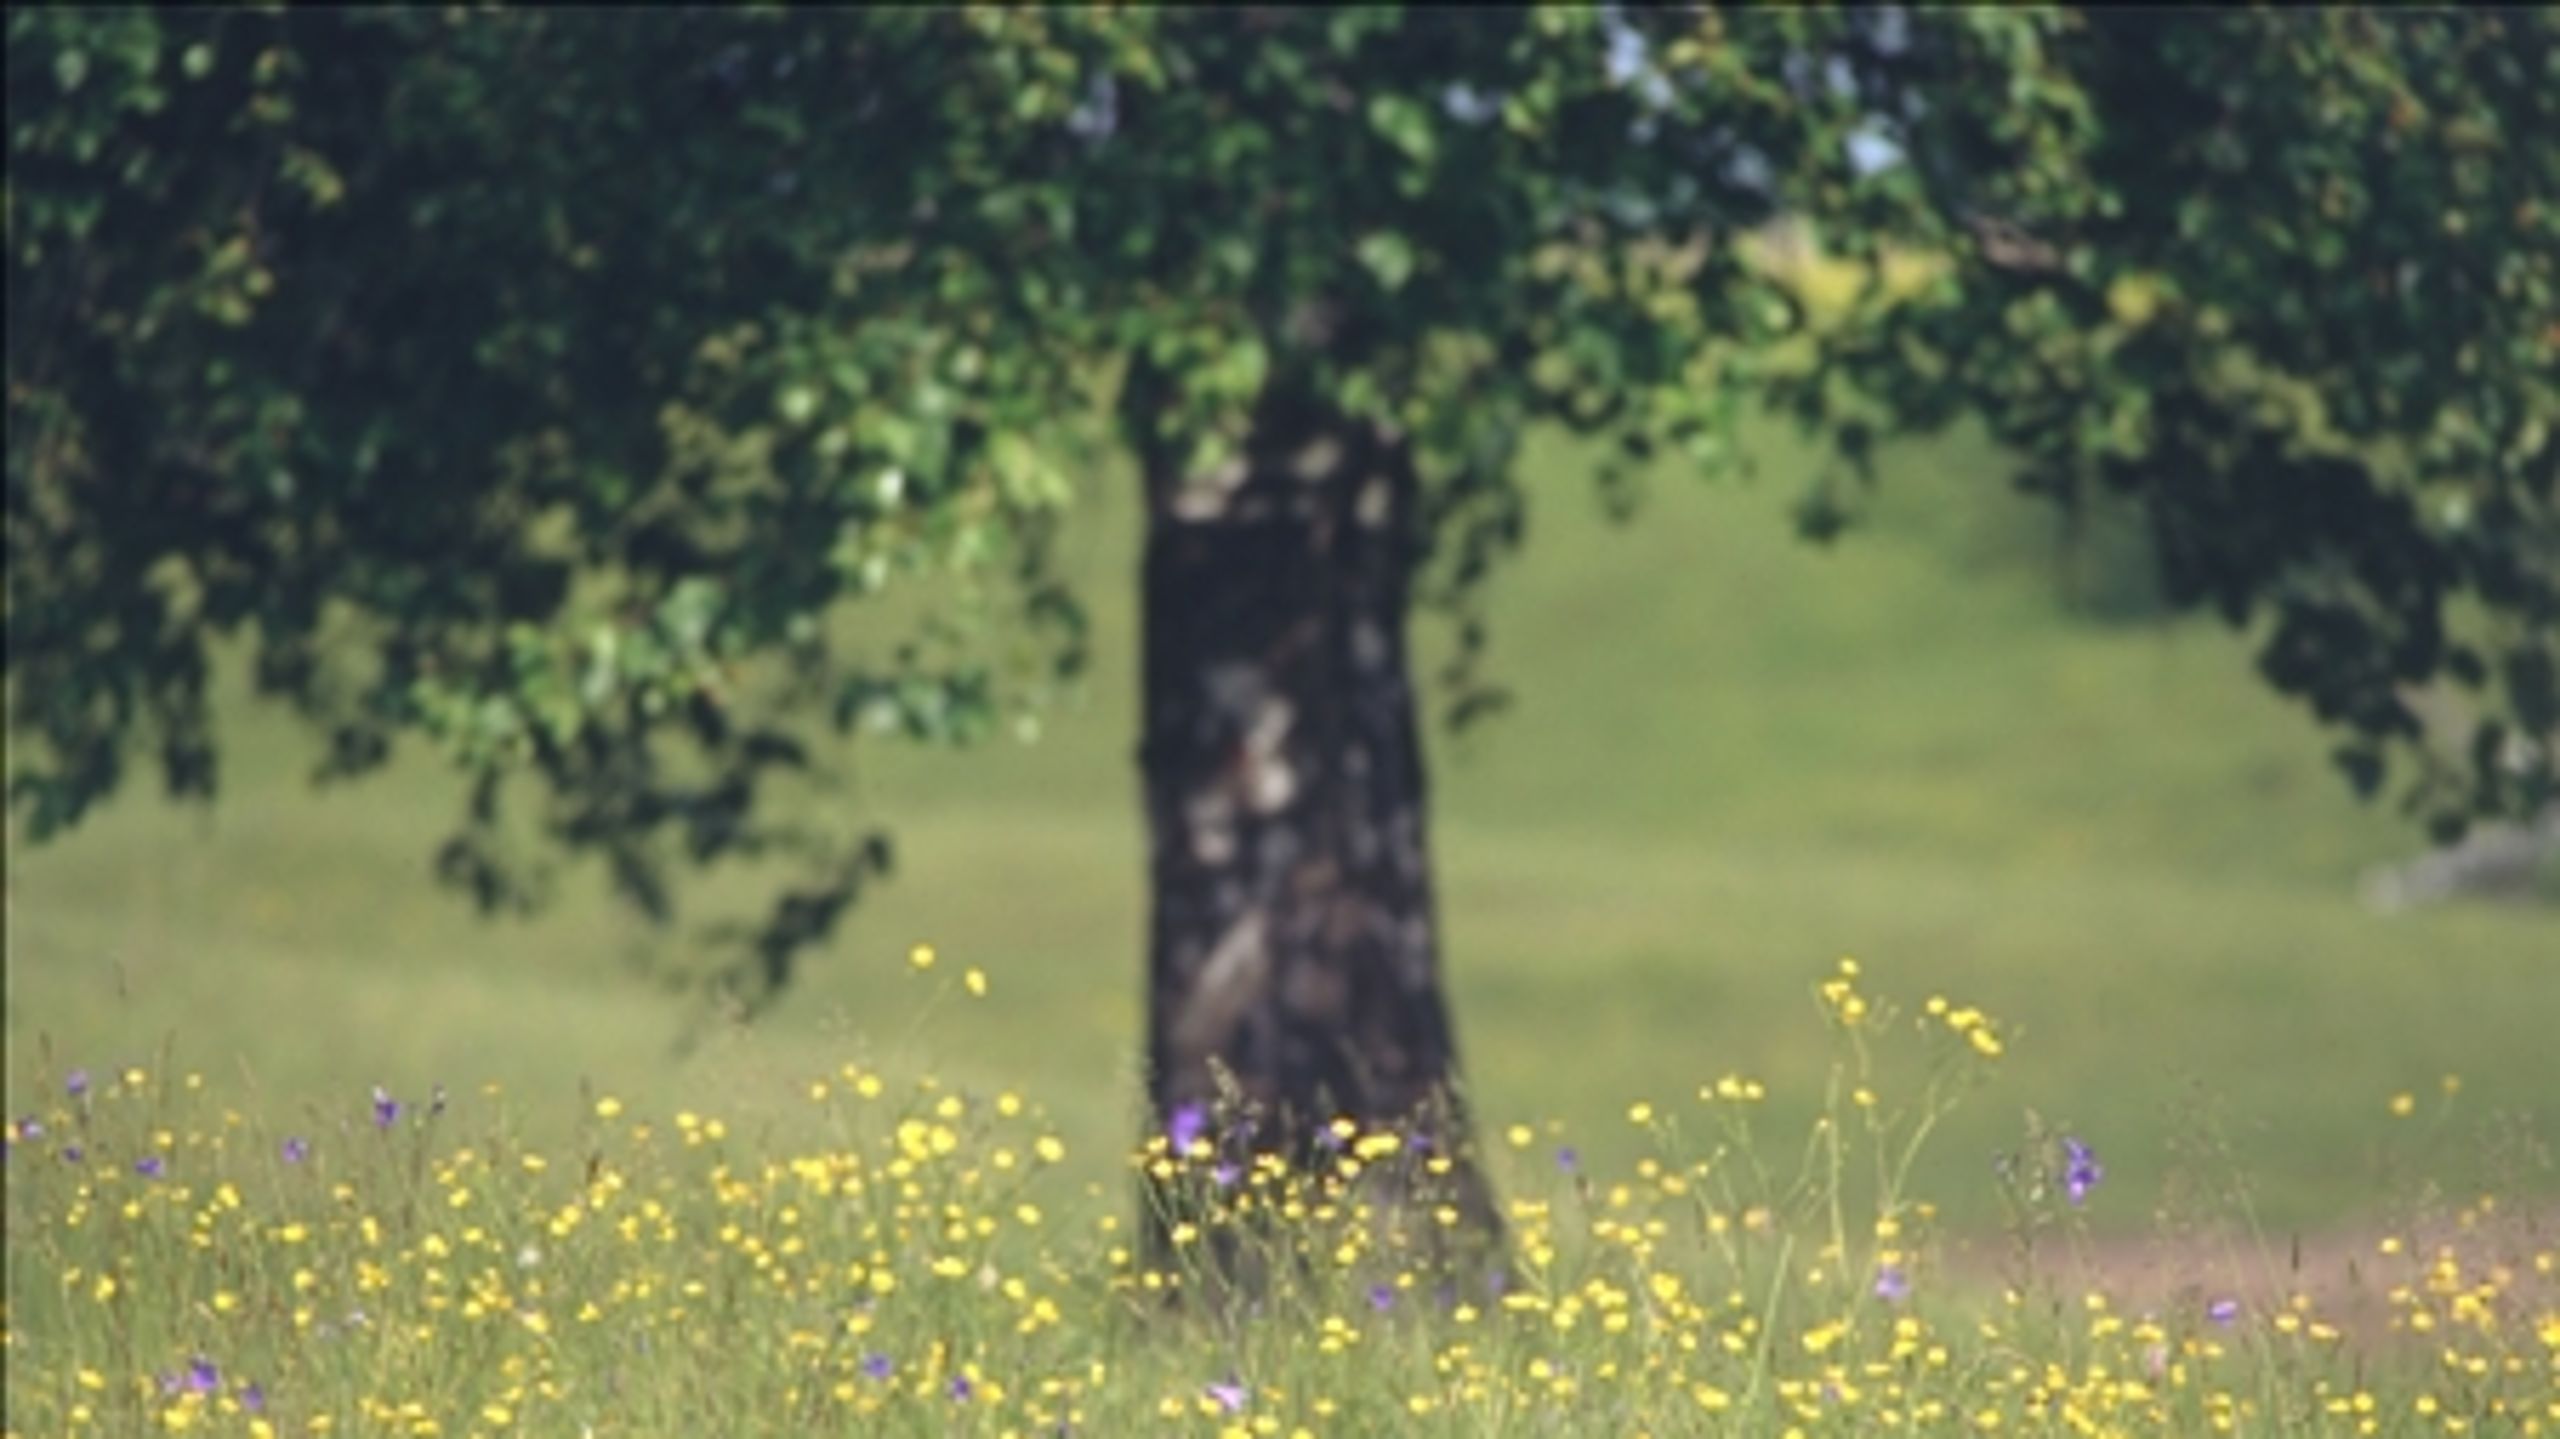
[7,421,2552,1239]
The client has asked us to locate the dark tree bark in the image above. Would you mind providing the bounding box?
[1126,368,1502,1285]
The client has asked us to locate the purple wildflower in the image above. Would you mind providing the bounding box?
[371,1085,400,1131]
[946,1374,973,1402]
[2061,1137,2102,1206]
[135,1154,167,1179]
[860,1352,893,1381]
[66,1069,90,1099]
[1205,1378,1248,1414]
[185,1357,219,1394]
[1555,1146,1580,1174]
[240,1381,266,1414]
[1368,1282,1398,1313]
[61,1143,84,1164]
[1210,1161,1242,1189]
[1166,1101,1208,1153]
[1873,1264,1910,1302]
[16,1116,42,1140]
[2206,1297,2240,1326]
[281,1137,310,1165]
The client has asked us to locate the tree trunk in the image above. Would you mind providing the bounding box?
[1129,371,1501,1286]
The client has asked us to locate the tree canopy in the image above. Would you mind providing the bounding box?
[11,8,2555,1006]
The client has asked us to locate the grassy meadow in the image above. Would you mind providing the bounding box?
[7,422,2557,1433]
[3,960,2552,1436]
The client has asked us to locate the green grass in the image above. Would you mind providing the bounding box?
[6,419,2554,1246]
[6,974,2551,1437]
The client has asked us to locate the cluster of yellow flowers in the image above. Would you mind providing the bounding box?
[1817,954,2006,1060]
[3,958,2553,1437]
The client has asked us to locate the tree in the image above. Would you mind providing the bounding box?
[1776,9,2558,834]
[11,9,2554,1266]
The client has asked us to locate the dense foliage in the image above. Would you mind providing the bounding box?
[10,9,2554,1003]
[1780,11,2559,833]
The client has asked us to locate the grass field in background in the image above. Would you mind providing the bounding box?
[6,420,2553,1242]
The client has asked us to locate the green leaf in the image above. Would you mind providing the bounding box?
[1365,92,1435,169]
[1357,231,1416,292]
[989,431,1068,508]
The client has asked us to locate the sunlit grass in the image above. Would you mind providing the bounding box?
[7,959,2552,1436]
[7,417,2553,1256]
